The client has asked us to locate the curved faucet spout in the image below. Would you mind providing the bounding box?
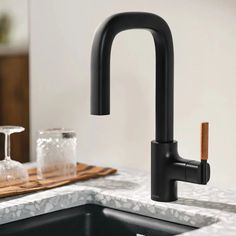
[91,12,174,143]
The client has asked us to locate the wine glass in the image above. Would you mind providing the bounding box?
[0,126,29,187]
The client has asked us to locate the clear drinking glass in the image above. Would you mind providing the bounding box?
[36,128,77,179]
[0,126,29,187]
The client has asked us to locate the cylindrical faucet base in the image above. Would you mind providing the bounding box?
[151,141,178,202]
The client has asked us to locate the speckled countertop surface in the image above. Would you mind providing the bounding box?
[0,168,235,235]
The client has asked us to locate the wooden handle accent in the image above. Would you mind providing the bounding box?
[201,122,209,161]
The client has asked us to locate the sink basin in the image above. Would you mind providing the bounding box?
[0,204,197,236]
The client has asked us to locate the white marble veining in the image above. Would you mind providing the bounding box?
[0,169,235,235]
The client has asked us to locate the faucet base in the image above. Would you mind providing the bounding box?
[151,140,210,202]
[151,141,179,202]
[151,182,177,202]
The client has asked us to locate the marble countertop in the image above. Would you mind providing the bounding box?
[0,168,235,235]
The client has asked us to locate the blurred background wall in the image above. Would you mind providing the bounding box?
[30,0,236,190]
[0,0,28,46]
[0,0,29,162]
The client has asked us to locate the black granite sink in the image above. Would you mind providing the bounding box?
[0,204,197,236]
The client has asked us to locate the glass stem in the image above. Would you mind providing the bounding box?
[5,133,11,161]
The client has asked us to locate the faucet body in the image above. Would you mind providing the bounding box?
[91,12,210,202]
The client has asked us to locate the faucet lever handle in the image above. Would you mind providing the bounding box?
[201,122,209,161]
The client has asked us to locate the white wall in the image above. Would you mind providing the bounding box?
[30,0,236,190]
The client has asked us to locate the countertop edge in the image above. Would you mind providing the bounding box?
[0,169,235,236]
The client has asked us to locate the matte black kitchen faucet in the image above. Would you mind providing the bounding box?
[90,12,210,202]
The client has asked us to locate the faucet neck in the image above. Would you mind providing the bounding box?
[91,12,174,142]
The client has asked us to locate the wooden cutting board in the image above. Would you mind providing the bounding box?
[0,163,117,198]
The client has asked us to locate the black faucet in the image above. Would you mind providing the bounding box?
[90,12,210,202]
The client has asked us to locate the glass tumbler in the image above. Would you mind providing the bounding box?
[36,128,77,179]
